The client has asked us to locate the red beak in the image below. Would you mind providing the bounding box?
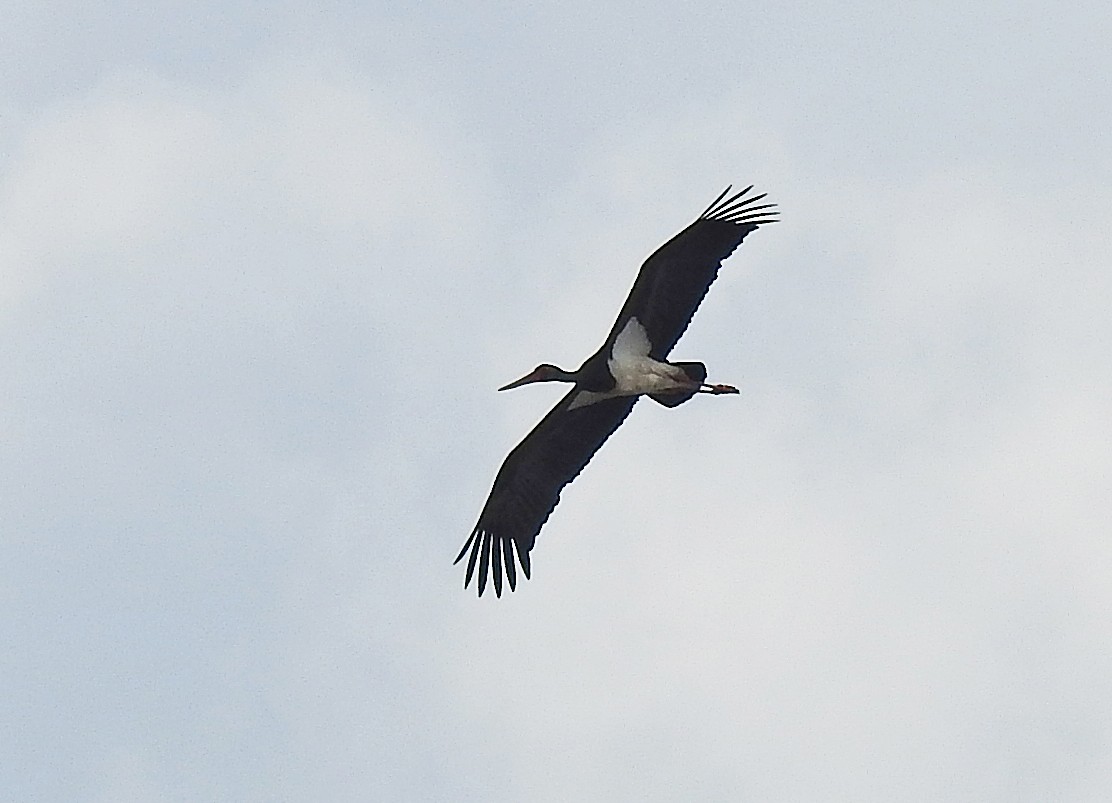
[498,369,544,391]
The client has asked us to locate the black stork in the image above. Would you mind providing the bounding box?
[456,185,777,597]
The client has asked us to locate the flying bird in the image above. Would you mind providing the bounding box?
[456,185,777,597]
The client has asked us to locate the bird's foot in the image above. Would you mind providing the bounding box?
[699,383,739,395]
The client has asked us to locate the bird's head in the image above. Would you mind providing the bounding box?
[498,363,576,391]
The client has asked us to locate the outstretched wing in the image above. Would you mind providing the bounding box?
[456,389,638,597]
[605,185,778,360]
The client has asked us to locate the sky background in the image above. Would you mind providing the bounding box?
[3,2,1111,800]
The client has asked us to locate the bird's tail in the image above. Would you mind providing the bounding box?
[649,362,707,407]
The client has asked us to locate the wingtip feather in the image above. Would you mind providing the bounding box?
[697,185,733,220]
[702,184,778,226]
[454,530,478,565]
[491,535,504,597]
[477,532,491,597]
[458,527,532,598]
[463,531,482,588]
[503,538,517,592]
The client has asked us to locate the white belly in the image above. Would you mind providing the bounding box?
[607,317,688,394]
[567,317,690,410]
[608,355,687,394]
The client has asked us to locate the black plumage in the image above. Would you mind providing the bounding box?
[604,185,777,359]
[456,185,777,596]
[455,391,637,597]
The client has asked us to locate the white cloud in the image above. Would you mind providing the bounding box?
[4,4,1112,801]
[1,76,221,260]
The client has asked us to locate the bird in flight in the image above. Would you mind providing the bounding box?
[456,185,777,596]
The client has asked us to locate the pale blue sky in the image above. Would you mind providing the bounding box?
[3,2,1111,800]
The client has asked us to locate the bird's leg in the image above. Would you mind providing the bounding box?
[660,377,739,395]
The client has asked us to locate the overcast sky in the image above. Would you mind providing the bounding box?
[3,2,1111,800]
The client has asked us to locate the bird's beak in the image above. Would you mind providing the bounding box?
[498,370,542,391]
